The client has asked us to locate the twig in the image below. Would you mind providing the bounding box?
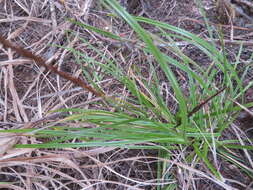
[0,35,105,97]
[188,87,227,117]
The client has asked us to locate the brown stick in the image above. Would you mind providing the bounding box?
[0,35,105,97]
[188,87,227,117]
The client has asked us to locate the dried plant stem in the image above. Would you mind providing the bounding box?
[0,35,105,97]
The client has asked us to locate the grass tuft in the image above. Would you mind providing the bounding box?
[5,0,253,188]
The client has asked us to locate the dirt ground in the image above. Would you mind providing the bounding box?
[0,0,253,189]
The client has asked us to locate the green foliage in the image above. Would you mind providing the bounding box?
[7,0,253,186]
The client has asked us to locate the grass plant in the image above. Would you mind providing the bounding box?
[4,0,253,189]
